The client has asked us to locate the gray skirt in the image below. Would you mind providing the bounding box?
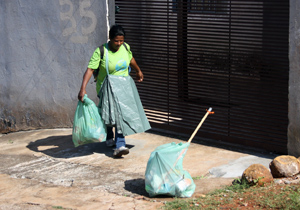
[98,75,151,136]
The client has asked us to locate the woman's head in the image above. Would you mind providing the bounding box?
[109,24,125,40]
[109,24,125,52]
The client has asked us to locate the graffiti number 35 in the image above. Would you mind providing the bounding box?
[59,0,97,43]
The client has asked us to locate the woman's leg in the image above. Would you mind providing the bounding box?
[113,131,129,157]
[106,126,115,147]
[115,132,126,148]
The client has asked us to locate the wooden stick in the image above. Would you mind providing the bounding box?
[187,107,213,143]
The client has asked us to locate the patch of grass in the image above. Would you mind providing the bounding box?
[162,178,300,210]
[254,185,300,209]
[162,198,197,210]
[192,175,207,180]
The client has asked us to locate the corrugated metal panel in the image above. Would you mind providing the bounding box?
[115,0,289,154]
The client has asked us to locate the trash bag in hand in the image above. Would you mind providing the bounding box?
[72,94,106,147]
[145,142,195,198]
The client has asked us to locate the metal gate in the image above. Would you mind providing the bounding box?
[115,0,289,154]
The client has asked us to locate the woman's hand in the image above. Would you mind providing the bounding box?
[130,57,143,82]
[78,89,86,102]
[78,68,94,102]
[136,70,144,82]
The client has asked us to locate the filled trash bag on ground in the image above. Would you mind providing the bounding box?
[98,75,151,136]
[145,142,196,198]
[72,94,106,147]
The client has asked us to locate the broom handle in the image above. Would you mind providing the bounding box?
[187,107,212,143]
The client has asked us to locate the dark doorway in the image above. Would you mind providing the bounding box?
[116,0,289,154]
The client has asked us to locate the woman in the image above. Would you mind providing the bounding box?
[78,25,147,158]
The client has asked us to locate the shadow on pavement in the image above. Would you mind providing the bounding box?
[124,178,148,196]
[26,135,119,159]
[124,178,179,199]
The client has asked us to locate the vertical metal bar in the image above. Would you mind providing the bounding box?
[177,0,188,100]
[228,0,232,137]
[167,0,170,125]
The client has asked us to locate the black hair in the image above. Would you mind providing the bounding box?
[109,24,125,39]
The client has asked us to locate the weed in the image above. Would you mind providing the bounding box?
[52,206,72,210]
[163,198,195,210]
[192,175,206,180]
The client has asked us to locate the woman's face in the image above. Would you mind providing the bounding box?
[109,35,124,52]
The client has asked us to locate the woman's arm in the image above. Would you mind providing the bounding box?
[78,68,94,102]
[130,57,143,82]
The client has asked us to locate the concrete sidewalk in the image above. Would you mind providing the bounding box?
[0,129,277,210]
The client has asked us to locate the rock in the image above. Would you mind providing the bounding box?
[273,179,284,184]
[269,155,300,178]
[242,164,273,186]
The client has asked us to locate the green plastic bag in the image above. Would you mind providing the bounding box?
[145,142,195,197]
[98,75,151,136]
[72,94,106,147]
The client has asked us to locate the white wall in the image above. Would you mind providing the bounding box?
[0,0,114,132]
[288,0,300,156]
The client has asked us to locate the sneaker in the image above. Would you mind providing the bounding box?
[106,138,115,147]
[113,146,129,157]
